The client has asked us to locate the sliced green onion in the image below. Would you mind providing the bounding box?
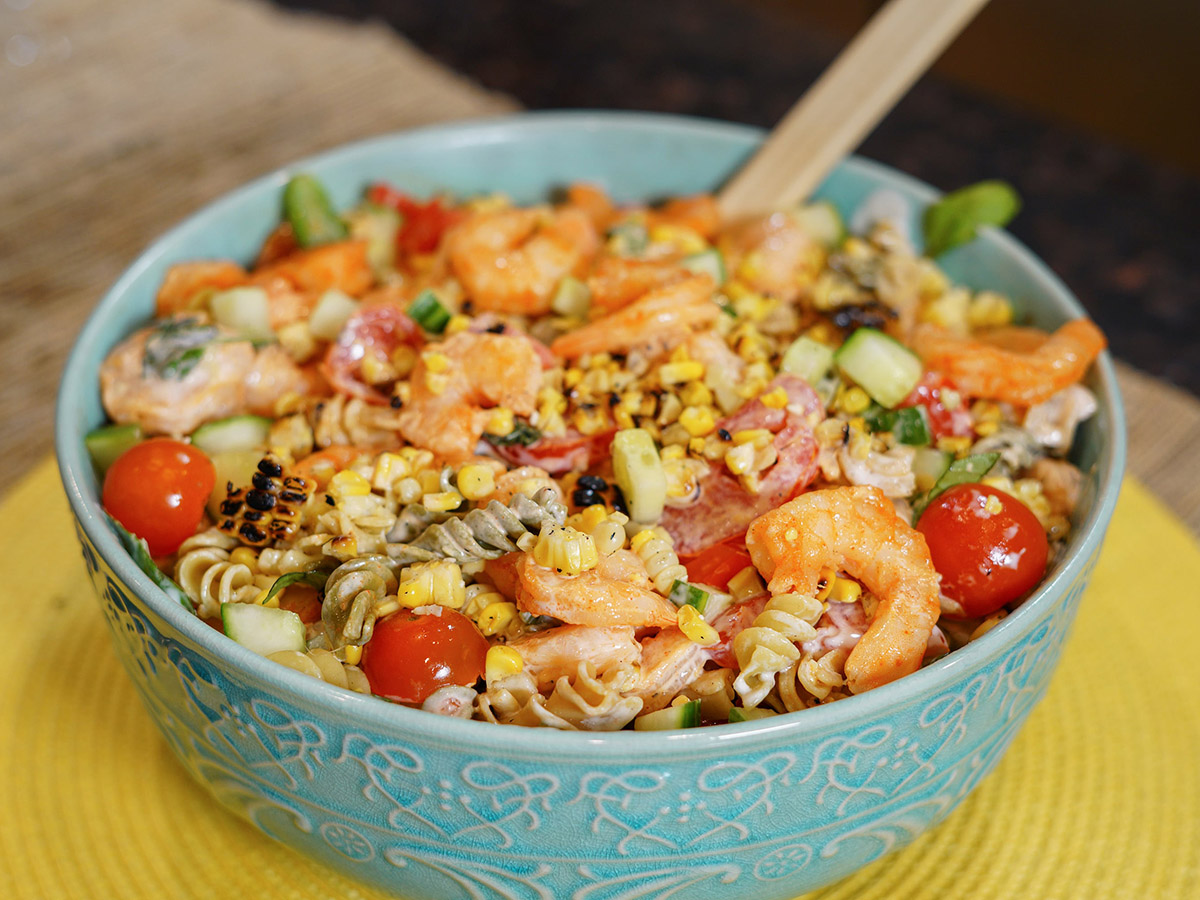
[283,173,348,248]
[407,289,451,334]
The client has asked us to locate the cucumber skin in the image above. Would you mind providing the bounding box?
[634,699,702,731]
[190,416,272,455]
[85,423,143,474]
[221,603,306,656]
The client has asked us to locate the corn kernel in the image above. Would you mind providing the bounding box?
[477,601,519,637]
[533,523,599,575]
[648,224,706,254]
[417,468,443,493]
[688,437,707,455]
[937,435,972,456]
[398,560,466,609]
[329,470,372,500]
[371,452,410,489]
[277,321,318,363]
[254,589,275,608]
[659,444,686,461]
[574,504,609,533]
[659,360,705,385]
[678,406,716,437]
[827,576,863,604]
[445,314,472,335]
[967,290,1014,328]
[390,344,418,378]
[727,565,765,602]
[815,566,838,601]
[983,494,1005,515]
[760,386,788,409]
[424,371,450,395]
[342,644,363,666]
[485,645,525,682]
[423,490,464,512]
[230,547,258,569]
[486,407,515,436]
[679,381,713,407]
[732,428,772,447]
[725,442,756,475]
[361,352,397,385]
[454,465,495,501]
[613,406,635,430]
[628,528,659,555]
[677,604,719,646]
[974,420,1000,437]
[422,350,451,374]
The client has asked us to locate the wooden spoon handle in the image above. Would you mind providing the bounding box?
[718,0,990,220]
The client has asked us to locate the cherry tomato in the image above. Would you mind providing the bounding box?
[361,609,489,705]
[488,428,615,476]
[917,483,1049,617]
[102,438,216,557]
[320,303,423,404]
[681,536,753,591]
[899,372,973,439]
[367,184,465,255]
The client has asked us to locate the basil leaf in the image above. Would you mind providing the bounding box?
[922,181,1021,258]
[108,516,195,611]
[911,451,1001,522]
[263,570,329,606]
[142,317,218,380]
[485,419,542,447]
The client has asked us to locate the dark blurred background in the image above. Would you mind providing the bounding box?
[278,0,1199,395]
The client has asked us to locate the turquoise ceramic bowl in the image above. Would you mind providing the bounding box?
[56,112,1125,900]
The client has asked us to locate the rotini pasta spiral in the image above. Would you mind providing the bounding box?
[266,648,370,693]
[630,526,687,595]
[796,648,849,703]
[322,554,397,649]
[732,592,824,708]
[386,487,567,566]
[175,544,260,619]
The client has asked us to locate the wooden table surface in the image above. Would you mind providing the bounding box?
[3,0,1197,532]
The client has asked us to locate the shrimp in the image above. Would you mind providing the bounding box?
[396,331,541,462]
[514,549,680,629]
[155,260,248,317]
[586,257,690,313]
[646,194,721,241]
[910,319,1106,407]
[549,274,718,359]
[720,211,822,303]
[564,183,619,232]
[250,240,374,298]
[745,485,940,695]
[244,344,324,415]
[631,627,709,713]
[446,207,599,314]
[482,465,564,507]
[507,625,641,687]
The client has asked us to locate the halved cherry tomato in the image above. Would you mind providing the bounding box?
[488,428,615,476]
[367,184,465,255]
[102,438,215,557]
[917,483,1049,617]
[899,372,973,439]
[361,608,489,705]
[320,303,423,404]
[681,535,753,591]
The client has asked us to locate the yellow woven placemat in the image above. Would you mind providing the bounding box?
[2,458,1198,899]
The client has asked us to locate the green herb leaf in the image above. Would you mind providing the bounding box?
[263,570,329,606]
[142,317,218,380]
[108,516,195,611]
[911,451,1001,522]
[484,419,542,447]
[922,180,1021,258]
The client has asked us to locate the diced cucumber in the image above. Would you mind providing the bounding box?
[728,706,779,723]
[85,423,143,475]
[912,447,952,493]
[865,406,933,446]
[283,173,348,248]
[793,200,846,248]
[551,275,591,317]
[780,335,836,386]
[309,289,360,341]
[346,204,400,275]
[210,286,273,340]
[834,327,923,408]
[681,249,726,285]
[191,416,271,455]
[221,602,306,656]
[206,449,268,520]
[633,699,702,731]
[611,429,667,523]
[407,289,451,334]
[668,579,711,611]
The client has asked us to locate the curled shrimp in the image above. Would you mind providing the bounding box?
[507,625,641,687]
[586,257,690,314]
[446,206,598,314]
[911,319,1106,407]
[514,548,679,629]
[396,332,541,462]
[720,211,822,303]
[549,274,718,359]
[745,485,940,695]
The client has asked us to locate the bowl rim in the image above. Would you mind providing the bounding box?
[55,109,1127,758]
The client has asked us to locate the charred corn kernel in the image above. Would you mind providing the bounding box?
[732,428,772,447]
[677,604,720,646]
[679,381,713,407]
[679,406,716,437]
[937,435,972,456]
[485,645,525,681]
[361,352,397,385]
[342,644,362,666]
[477,601,519,637]
[423,490,464,513]
[805,321,839,346]
[659,360,705,385]
[485,407,515,437]
[533,523,598,575]
[727,565,765,602]
[230,547,258,569]
[815,418,846,445]
[657,393,683,426]
[422,350,451,374]
[725,442,756,475]
[974,420,1000,437]
[815,566,838,601]
[837,386,872,415]
[572,405,611,436]
[660,444,686,461]
[398,560,466,609]
[828,576,863,604]
[967,290,1013,328]
[760,386,789,409]
[445,314,472,335]
[983,494,1005,515]
[390,344,418,378]
[563,367,585,390]
[329,470,372,500]
[455,465,495,501]
[277,321,318,362]
[663,457,702,499]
